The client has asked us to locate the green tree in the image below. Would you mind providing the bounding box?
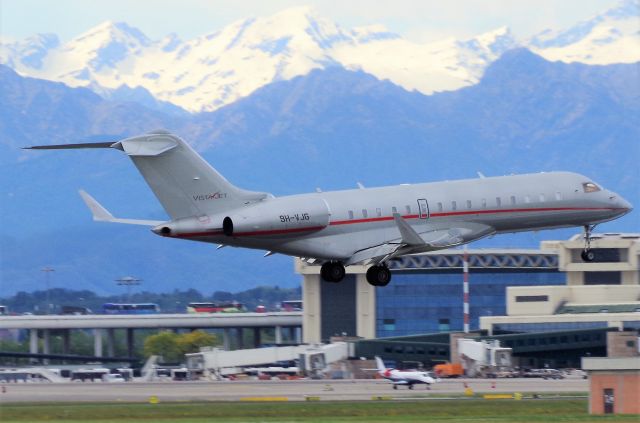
[143,331,181,362]
[176,330,217,355]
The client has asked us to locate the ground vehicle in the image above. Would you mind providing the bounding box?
[61,305,92,315]
[102,303,160,314]
[280,300,303,311]
[102,373,125,382]
[523,369,565,379]
[186,302,244,313]
[433,363,464,378]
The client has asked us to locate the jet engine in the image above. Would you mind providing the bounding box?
[222,196,330,237]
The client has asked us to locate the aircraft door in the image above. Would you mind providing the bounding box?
[417,199,429,219]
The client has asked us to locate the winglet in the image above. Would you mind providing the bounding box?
[78,190,165,226]
[392,213,426,246]
[79,190,115,222]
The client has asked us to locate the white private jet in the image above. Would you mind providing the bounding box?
[26,130,633,286]
[375,356,437,389]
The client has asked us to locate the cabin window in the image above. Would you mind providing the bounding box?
[583,182,601,193]
[451,201,457,211]
[555,192,562,200]
[348,210,354,220]
[510,195,516,205]
[466,200,472,209]
[496,197,502,207]
[376,208,382,217]
[437,202,443,212]
[392,206,397,214]
[362,209,368,218]
[405,205,411,214]
[481,198,487,208]
[539,194,546,202]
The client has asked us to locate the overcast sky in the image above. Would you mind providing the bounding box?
[0,0,623,43]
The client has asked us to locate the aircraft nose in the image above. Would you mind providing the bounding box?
[609,194,633,216]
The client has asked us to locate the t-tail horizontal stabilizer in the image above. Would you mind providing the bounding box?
[78,190,164,226]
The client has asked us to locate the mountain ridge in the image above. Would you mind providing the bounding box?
[2,1,637,113]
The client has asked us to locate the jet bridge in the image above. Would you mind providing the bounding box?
[185,342,349,377]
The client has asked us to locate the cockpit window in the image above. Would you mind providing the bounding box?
[583,182,601,193]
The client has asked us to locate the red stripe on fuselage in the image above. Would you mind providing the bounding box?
[329,207,621,226]
[171,207,621,239]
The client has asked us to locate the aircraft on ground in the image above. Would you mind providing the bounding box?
[375,356,437,389]
[27,130,632,286]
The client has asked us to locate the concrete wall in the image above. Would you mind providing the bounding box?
[606,331,640,358]
[506,285,640,316]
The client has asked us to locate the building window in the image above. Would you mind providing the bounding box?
[383,319,395,331]
[584,271,621,285]
[438,318,450,331]
[515,295,549,302]
[626,340,635,348]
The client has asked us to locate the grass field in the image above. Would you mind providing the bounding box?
[1,399,639,423]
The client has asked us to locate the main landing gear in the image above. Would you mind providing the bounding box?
[581,224,596,262]
[366,264,391,287]
[319,261,392,286]
[320,261,346,283]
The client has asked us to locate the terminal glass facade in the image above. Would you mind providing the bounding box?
[376,269,564,337]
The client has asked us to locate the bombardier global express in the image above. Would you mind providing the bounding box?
[27,130,632,286]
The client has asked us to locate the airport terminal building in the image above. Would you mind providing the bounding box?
[297,233,640,344]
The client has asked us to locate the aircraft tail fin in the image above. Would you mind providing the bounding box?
[28,131,271,220]
[375,356,387,372]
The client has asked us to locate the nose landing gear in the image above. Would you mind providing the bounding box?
[581,224,597,262]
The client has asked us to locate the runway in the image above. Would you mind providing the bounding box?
[0,378,588,403]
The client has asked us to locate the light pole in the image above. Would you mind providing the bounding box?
[41,267,55,314]
[115,276,142,302]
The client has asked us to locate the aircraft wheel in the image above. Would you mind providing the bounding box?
[320,261,345,283]
[393,385,397,390]
[581,249,595,262]
[366,265,392,287]
[408,384,414,390]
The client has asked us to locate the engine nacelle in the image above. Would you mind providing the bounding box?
[223,196,330,237]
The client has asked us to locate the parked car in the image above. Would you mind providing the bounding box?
[523,369,564,379]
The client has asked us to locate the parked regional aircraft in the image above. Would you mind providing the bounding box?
[26,130,632,286]
[375,356,437,389]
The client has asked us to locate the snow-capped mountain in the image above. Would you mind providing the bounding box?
[530,0,640,64]
[0,2,637,113]
[0,6,516,113]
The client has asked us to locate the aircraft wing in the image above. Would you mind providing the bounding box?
[79,190,165,226]
[345,220,495,266]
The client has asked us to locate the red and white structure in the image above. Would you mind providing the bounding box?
[463,248,470,333]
